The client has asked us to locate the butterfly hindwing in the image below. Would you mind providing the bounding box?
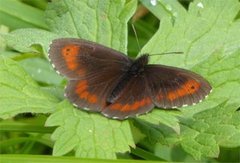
[145,65,212,108]
[102,74,154,119]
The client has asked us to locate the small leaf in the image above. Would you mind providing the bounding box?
[0,56,58,119]
[45,101,135,158]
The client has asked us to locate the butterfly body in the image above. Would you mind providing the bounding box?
[107,54,149,104]
[48,38,212,120]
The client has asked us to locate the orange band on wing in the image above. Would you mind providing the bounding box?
[110,98,151,112]
[75,80,98,104]
[61,44,80,70]
[167,79,200,101]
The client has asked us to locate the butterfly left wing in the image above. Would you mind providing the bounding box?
[144,65,212,108]
[48,38,133,112]
[102,75,154,119]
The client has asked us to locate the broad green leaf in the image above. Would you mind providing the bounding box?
[45,101,134,159]
[141,0,240,68]
[43,0,137,159]
[180,102,240,160]
[45,0,137,53]
[0,56,58,119]
[3,0,137,159]
[176,49,240,160]
[134,0,240,159]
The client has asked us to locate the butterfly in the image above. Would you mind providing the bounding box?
[48,38,212,120]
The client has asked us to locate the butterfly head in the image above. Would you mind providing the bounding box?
[128,54,149,76]
[138,54,150,64]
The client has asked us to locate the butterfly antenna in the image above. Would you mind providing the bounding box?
[131,23,141,52]
[149,51,183,56]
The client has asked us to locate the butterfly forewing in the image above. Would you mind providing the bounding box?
[48,38,130,79]
[145,65,212,108]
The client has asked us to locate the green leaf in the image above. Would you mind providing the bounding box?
[141,0,240,68]
[19,57,63,86]
[175,49,240,160]
[2,0,137,159]
[45,101,135,158]
[135,0,240,160]
[138,110,181,135]
[4,28,58,56]
[180,102,240,160]
[0,56,58,119]
[45,0,137,53]
[139,0,186,21]
[0,0,48,30]
[42,0,137,159]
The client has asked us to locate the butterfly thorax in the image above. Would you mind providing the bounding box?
[128,54,149,76]
[107,54,149,104]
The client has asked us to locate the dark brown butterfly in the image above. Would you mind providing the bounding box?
[48,38,212,120]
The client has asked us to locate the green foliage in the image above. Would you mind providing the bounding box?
[0,0,239,162]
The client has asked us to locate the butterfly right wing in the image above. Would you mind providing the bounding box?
[145,65,212,108]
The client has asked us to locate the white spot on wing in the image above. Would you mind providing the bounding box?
[182,104,188,107]
[51,63,55,68]
[47,41,52,57]
[83,107,90,111]
[55,70,60,75]
[73,103,78,107]
[112,116,120,119]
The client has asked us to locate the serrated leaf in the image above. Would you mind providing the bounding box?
[141,0,240,68]
[43,0,137,159]
[138,110,181,135]
[176,49,240,160]
[45,101,134,158]
[134,0,240,160]
[45,0,137,53]
[4,28,58,56]
[180,102,240,160]
[0,56,58,119]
